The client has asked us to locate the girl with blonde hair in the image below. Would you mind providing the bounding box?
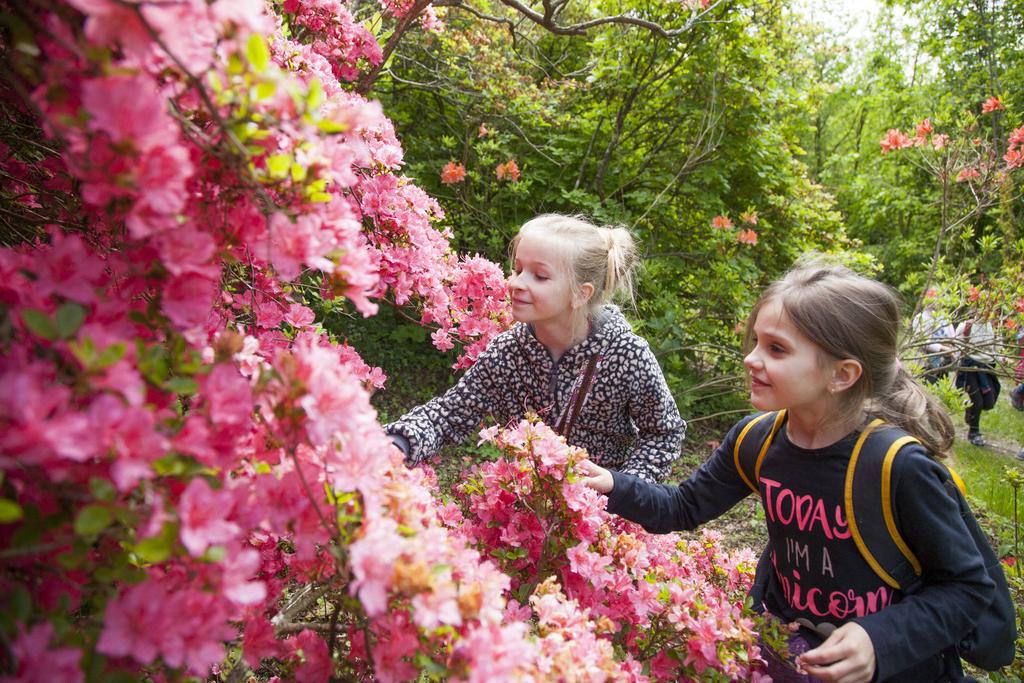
[387,214,685,482]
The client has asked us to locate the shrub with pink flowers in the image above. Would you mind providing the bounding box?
[0,0,767,681]
[450,418,771,682]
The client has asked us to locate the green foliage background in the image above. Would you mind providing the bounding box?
[355,0,1023,426]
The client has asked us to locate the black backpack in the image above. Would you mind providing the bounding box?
[735,410,1016,671]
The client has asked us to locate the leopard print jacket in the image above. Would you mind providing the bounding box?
[385,306,685,482]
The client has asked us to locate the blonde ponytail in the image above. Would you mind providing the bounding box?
[601,226,637,312]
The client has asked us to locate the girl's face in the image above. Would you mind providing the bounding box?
[743,298,839,414]
[508,232,576,327]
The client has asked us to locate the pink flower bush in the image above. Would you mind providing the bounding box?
[450,417,770,681]
[0,1,770,681]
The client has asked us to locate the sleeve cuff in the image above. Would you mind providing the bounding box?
[606,470,638,514]
[388,432,411,457]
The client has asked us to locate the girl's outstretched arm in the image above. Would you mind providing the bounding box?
[578,423,754,534]
[385,335,513,464]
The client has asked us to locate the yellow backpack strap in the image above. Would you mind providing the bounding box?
[733,410,787,494]
[945,465,967,496]
[845,419,922,589]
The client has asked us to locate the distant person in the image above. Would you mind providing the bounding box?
[909,298,954,384]
[954,316,1000,447]
[581,259,994,682]
[386,214,685,482]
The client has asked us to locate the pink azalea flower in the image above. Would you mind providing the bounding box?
[736,228,758,245]
[956,167,981,182]
[440,161,467,185]
[431,327,455,351]
[34,229,106,304]
[348,518,403,615]
[879,128,912,154]
[981,95,1003,113]
[370,612,421,682]
[242,615,285,668]
[220,547,267,605]
[711,215,733,230]
[284,303,316,328]
[1007,125,1024,152]
[495,159,520,182]
[288,629,332,683]
[162,272,218,330]
[1006,148,1023,170]
[204,363,253,426]
[178,477,241,556]
[81,75,177,152]
[157,226,218,277]
[97,580,170,666]
[915,118,933,138]
[2,622,83,683]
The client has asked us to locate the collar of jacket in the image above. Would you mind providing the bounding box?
[512,305,631,370]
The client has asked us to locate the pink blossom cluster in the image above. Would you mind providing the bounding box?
[284,0,384,82]
[450,418,770,681]
[1005,125,1024,169]
[879,127,913,154]
[881,109,1024,181]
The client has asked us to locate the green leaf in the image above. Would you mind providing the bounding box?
[254,80,277,101]
[246,33,270,73]
[9,584,30,623]
[69,337,97,367]
[307,78,323,110]
[95,342,127,369]
[55,301,86,339]
[203,545,226,563]
[74,504,113,537]
[316,119,348,135]
[266,153,291,179]
[165,376,198,395]
[133,534,173,564]
[89,477,116,503]
[0,498,24,523]
[21,308,58,340]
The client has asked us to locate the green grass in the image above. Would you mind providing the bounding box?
[981,390,1024,445]
[951,395,1024,524]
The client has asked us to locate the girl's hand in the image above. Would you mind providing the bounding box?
[578,459,614,494]
[795,622,875,683]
